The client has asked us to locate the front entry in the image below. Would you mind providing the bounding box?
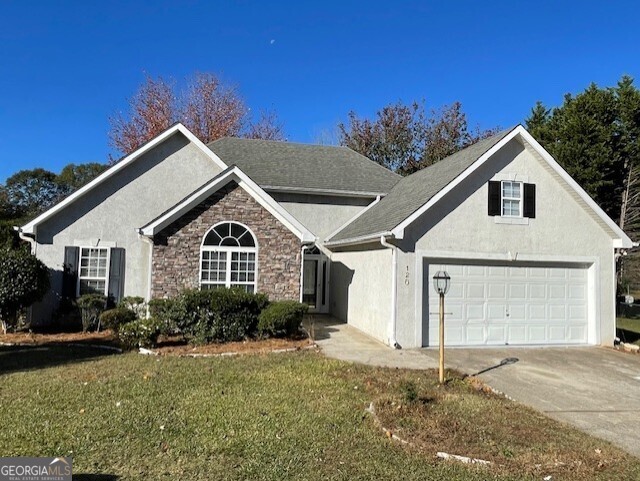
[302,247,329,313]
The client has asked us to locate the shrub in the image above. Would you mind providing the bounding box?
[118,317,161,350]
[147,298,180,335]
[77,294,107,332]
[118,296,146,318]
[99,307,137,333]
[150,288,269,344]
[257,301,308,338]
[0,247,50,334]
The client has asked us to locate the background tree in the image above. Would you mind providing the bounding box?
[109,73,286,157]
[338,100,498,174]
[56,162,108,197]
[4,168,61,219]
[0,248,50,334]
[181,72,246,142]
[244,110,286,141]
[525,76,640,290]
[109,76,175,157]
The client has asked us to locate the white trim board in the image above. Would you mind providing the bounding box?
[139,165,316,243]
[20,123,228,235]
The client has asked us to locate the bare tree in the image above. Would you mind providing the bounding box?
[244,110,286,141]
[339,100,498,174]
[109,76,175,158]
[109,73,286,158]
[181,73,246,143]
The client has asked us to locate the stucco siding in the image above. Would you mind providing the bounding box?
[394,138,616,347]
[30,133,223,324]
[330,245,391,344]
[271,192,372,241]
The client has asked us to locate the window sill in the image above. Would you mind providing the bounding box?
[494,216,529,225]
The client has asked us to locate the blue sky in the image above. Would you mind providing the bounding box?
[1,0,639,183]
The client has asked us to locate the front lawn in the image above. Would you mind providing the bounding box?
[0,347,638,480]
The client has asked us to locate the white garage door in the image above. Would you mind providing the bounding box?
[424,262,589,346]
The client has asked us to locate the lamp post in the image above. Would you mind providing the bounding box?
[432,270,450,384]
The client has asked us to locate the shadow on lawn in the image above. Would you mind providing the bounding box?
[0,344,119,376]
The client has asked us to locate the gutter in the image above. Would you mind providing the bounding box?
[380,235,399,349]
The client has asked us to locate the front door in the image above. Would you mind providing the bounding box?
[303,252,329,313]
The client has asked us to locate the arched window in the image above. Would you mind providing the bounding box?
[200,222,258,293]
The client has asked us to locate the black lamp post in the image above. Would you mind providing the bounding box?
[433,271,450,384]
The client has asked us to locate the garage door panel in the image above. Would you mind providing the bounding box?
[529,284,546,299]
[466,283,485,299]
[465,303,484,320]
[549,284,567,299]
[487,325,507,343]
[507,325,526,343]
[487,303,506,320]
[528,325,547,342]
[425,261,589,346]
[508,304,526,320]
[488,283,506,298]
[466,325,485,343]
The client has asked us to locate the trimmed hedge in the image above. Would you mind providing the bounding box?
[150,288,269,344]
[118,317,162,350]
[257,301,308,338]
[99,307,137,334]
[77,294,107,332]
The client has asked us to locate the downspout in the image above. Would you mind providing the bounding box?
[137,229,155,303]
[380,235,399,349]
[15,227,36,255]
[15,227,37,326]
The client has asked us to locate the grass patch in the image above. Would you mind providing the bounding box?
[0,346,638,480]
[617,317,640,345]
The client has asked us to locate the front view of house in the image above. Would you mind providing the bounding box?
[19,124,634,348]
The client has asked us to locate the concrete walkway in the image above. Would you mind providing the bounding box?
[313,316,640,458]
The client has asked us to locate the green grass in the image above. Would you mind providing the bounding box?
[617,317,640,345]
[0,346,638,480]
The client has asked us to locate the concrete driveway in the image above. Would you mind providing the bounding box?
[423,346,640,458]
[314,317,640,457]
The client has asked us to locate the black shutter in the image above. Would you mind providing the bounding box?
[107,247,126,307]
[523,183,536,218]
[488,181,501,216]
[62,246,79,299]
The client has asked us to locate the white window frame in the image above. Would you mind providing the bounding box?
[199,221,259,293]
[77,247,110,296]
[501,180,523,218]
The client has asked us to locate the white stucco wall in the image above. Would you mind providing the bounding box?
[330,245,392,343]
[393,138,617,348]
[272,192,373,241]
[31,133,223,324]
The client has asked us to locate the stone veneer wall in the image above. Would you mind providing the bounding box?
[151,181,302,300]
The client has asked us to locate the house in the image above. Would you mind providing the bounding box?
[18,124,634,348]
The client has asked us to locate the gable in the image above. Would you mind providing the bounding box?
[20,124,227,236]
[326,126,633,249]
[139,166,315,243]
[406,137,616,256]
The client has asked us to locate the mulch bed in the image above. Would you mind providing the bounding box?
[0,330,314,356]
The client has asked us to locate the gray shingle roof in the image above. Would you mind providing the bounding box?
[207,138,401,195]
[328,127,517,242]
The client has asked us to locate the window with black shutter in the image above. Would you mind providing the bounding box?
[488,180,536,219]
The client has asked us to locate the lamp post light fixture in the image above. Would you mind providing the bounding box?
[432,271,450,384]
